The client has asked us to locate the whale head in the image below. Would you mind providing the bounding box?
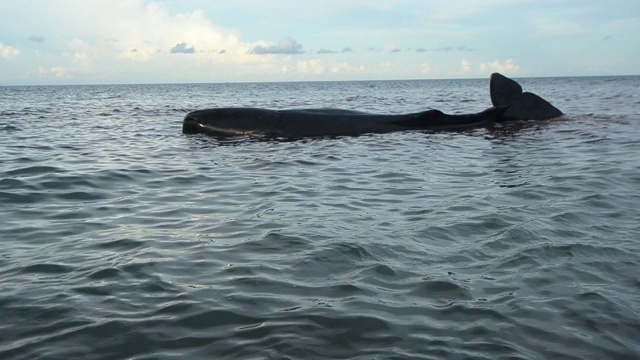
[183,108,281,136]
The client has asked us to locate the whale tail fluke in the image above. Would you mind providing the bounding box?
[490,73,522,107]
[490,73,564,120]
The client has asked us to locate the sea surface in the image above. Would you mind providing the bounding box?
[1,76,639,359]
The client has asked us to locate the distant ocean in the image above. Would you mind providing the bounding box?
[1,76,639,359]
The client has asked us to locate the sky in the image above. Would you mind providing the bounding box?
[0,0,639,85]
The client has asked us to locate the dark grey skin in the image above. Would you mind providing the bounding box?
[489,72,563,120]
[182,106,508,138]
[182,73,563,139]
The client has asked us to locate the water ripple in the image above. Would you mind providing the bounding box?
[1,79,640,359]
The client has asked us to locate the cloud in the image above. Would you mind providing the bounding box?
[69,38,89,51]
[297,59,325,74]
[38,65,73,79]
[479,59,521,74]
[170,42,195,54]
[378,62,392,73]
[421,63,433,75]
[0,43,20,59]
[385,44,401,53]
[316,47,352,54]
[330,62,364,74]
[28,36,46,43]
[250,37,303,55]
[461,59,470,72]
[39,2,250,66]
[124,46,156,61]
[418,46,474,53]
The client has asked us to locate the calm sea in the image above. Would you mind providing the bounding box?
[1,76,639,359]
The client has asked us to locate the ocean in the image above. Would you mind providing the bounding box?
[1,76,639,359]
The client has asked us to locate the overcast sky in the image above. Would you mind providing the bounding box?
[1,0,638,85]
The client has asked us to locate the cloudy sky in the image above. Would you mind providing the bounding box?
[0,0,638,85]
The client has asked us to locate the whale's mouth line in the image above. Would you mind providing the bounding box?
[201,124,257,136]
[183,115,257,136]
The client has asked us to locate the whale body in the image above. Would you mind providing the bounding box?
[183,73,563,139]
[182,106,509,138]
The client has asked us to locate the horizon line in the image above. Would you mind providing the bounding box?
[1,73,638,88]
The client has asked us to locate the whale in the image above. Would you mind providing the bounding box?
[182,73,563,139]
[182,106,509,138]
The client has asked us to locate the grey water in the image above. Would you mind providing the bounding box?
[1,76,639,359]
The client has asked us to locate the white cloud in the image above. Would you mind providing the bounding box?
[73,52,90,66]
[121,45,156,62]
[378,62,392,71]
[0,43,20,59]
[330,62,365,74]
[2,0,636,84]
[68,38,89,51]
[461,59,470,72]
[297,59,325,74]
[479,59,521,74]
[15,0,273,82]
[38,66,73,79]
[288,59,367,78]
[105,3,248,61]
[421,63,433,75]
